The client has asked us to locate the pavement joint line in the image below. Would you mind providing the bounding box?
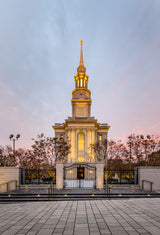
[84,201,90,234]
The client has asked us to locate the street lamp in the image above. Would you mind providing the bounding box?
[127,134,134,171]
[141,135,151,166]
[9,134,20,157]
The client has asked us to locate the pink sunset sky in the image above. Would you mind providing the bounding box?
[0,0,160,149]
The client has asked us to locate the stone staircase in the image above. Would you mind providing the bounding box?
[0,184,160,201]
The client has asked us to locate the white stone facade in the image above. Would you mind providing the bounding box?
[53,41,110,189]
[0,167,21,184]
[0,167,23,192]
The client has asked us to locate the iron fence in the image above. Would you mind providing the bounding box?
[104,169,138,184]
[23,169,56,184]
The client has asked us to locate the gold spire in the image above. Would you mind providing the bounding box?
[79,38,84,66]
[77,38,86,73]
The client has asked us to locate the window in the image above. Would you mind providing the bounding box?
[78,132,84,151]
[80,79,83,87]
[99,135,102,141]
[78,156,85,162]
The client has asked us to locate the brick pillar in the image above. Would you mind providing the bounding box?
[96,163,104,190]
[56,163,64,190]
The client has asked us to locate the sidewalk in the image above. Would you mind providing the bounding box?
[0,198,160,234]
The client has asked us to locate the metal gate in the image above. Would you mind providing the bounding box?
[64,163,96,188]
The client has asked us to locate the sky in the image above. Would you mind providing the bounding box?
[0,0,160,149]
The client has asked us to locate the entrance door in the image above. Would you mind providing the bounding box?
[77,167,84,179]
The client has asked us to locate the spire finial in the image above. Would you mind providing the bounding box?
[79,38,84,66]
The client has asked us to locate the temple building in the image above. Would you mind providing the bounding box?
[53,40,110,165]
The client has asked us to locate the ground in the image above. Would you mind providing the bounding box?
[0,199,160,235]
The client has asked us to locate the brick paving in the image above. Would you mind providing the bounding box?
[0,199,160,235]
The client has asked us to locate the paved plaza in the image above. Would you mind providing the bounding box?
[0,199,160,235]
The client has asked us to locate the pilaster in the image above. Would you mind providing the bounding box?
[56,163,64,190]
[96,163,104,190]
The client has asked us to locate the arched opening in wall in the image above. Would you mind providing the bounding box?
[78,132,85,162]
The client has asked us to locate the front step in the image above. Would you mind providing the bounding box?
[0,192,160,202]
[1,184,159,202]
[18,185,50,190]
[18,184,140,190]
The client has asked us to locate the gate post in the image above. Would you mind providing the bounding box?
[96,163,104,190]
[56,162,63,190]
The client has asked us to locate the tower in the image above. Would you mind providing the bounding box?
[53,40,110,163]
[71,39,92,118]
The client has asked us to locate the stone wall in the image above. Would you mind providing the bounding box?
[0,167,22,185]
[0,181,17,193]
[137,167,160,191]
[0,167,23,192]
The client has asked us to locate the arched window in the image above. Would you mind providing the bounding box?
[78,132,84,151]
[99,135,102,141]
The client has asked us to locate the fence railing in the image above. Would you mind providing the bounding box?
[23,169,56,184]
[48,183,55,200]
[142,180,153,192]
[104,169,136,184]
[0,180,17,193]
[64,179,96,188]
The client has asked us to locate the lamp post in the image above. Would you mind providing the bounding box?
[141,135,151,166]
[128,141,132,171]
[127,134,134,171]
[9,134,20,157]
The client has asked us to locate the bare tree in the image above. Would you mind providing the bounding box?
[0,145,17,167]
[31,133,51,169]
[53,136,71,163]
[148,150,160,166]
[90,141,103,162]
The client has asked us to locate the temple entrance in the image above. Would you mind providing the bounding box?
[64,163,96,188]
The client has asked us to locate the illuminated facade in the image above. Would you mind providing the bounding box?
[53,40,110,163]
